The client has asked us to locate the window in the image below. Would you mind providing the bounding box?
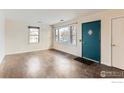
[55,29,59,41]
[59,26,70,43]
[70,26,77,45]
[55,25,77,45]
[28,26,40,44]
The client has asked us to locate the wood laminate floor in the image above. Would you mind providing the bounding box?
[0,49,124,78]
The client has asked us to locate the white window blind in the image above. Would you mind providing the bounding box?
[28,26,40,44]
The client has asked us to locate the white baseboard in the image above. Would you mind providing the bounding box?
[6,48,51,55]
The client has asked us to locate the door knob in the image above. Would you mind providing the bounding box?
[79,39,82,42]
[112,44,116,46]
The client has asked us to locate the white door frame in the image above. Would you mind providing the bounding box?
[111,16,124,68]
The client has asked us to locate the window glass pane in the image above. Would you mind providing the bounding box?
[72,35,76,45]
[30,30,39,35]
[55,25,77,45]
[30,28,39,32]
[55,29,59,41]
[30,36,38,39]
[72,26,76,35]
[59,27,70,43]
[29,36,38,43]
[71,26,77,45]
[30,39,38,43]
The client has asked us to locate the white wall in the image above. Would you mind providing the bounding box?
[5,19,52,55]
[0,13,5,63]
[53,10,124,66]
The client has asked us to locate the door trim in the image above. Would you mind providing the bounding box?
[81,20,101,64]
[111,16,124,67]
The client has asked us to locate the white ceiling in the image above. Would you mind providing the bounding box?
[2,9,106,25]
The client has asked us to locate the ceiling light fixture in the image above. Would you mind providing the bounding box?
[37,21,42,23]
[60,19,64,22]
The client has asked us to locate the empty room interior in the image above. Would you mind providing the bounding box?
[0,9,124,78]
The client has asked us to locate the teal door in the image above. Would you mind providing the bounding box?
[82,20,101,63]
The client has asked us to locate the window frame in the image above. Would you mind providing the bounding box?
[28,26,40,44]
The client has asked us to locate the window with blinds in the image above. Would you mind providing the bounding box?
[28,26,40,44]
